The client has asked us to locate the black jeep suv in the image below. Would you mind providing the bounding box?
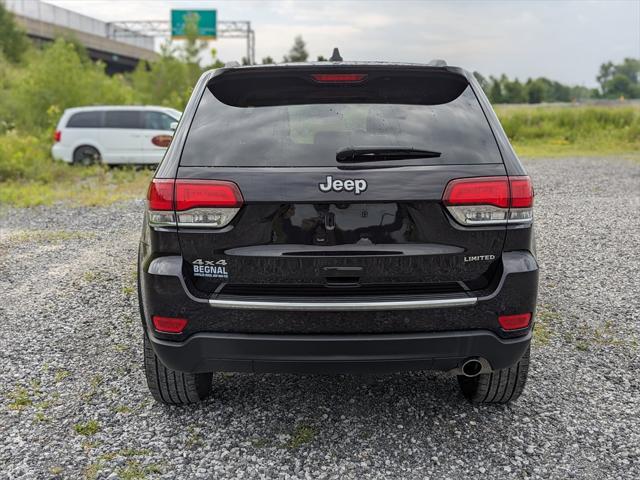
[138,58,538,405]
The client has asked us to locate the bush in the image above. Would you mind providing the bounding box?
[0,131,59,182]
[11,39,137,131]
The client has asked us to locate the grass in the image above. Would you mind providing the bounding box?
[54,369,70,382]
[4,230,94,245]
[286,424,316,449]
[533,305,561,346]
[0,167,152,208]
[117,461,162,480]
[495,103,640,158]
[82,374,104,402]
[49,466,63,476]
[7,386,32,410]
[74,419,101,436]
[250,437,270,448]
[84,450,158,480]
[566,320,631,352]
[34,411,50,423]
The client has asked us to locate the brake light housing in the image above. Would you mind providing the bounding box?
[311,73,368,83]
[147,179,243,228]
[53,130,61,142]
[442,176,533,226]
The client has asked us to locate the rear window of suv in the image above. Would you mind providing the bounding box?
[180,67,502,167]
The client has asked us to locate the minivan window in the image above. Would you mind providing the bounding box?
[67,111,103,128]
[144,111,176,130]
[104,111,143,129]
[180,69,502,167]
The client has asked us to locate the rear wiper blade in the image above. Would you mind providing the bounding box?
[336,147,442,163]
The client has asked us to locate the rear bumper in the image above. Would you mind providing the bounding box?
[51,144,72,163]
[140,250,538,374]
[147,329,531,374]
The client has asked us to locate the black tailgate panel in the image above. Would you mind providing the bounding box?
[177,164,507,292]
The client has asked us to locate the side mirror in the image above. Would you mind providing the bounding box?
[169,121,178,130]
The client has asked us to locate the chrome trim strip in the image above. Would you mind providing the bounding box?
[209,296,477,311]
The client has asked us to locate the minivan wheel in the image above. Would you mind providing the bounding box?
[457,347,530,404]
[73,145,101,166]
[143,334,213,405]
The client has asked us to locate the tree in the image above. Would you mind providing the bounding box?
[606,74,635,99]
[488,76,503,103]
[261,56,274,64]
[0,2,29,63]
[526,78,547,103]
[597,58,640,98]
[317,55,327,62]
[283,36,308,63]
[53,32,91,64]
[503,78,527,103]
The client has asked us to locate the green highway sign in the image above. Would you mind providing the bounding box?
[171,9,217,39]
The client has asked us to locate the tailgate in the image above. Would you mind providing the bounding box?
[177,164,507,295]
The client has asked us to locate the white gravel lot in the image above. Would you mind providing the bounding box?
[0,157,638,479]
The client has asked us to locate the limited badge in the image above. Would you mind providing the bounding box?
[192,259,229,279]
[464,255,496,263]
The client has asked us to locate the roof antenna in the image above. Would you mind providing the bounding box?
[329,48,343,62]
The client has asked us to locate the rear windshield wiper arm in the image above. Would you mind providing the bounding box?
[336,147,442,163]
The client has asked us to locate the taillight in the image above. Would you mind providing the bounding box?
[311,73,368,83]
[442,176,533,226]
[53,130,61,142]
[152,315,188,334]
[146,178,243,228]
[498,313,532,331]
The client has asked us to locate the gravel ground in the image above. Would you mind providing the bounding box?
[0,157,639,479]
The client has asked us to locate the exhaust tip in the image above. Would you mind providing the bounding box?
[461,359,483,377]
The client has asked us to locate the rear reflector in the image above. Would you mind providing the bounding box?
[53,130,61,142]
[152,315,188,334]
[498,313,532,331]
[442,176,533,226]
[311,73,367,83]
[146,178,243,228]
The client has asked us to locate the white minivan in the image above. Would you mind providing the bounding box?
[52,106,182,165]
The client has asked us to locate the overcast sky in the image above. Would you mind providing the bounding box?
[47,0,640,86]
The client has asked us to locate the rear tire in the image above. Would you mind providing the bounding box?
[73,145,101,166]
[457,347,530,404]
[143,334,213,405]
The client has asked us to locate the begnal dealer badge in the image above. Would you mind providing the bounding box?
[192,259,229,279]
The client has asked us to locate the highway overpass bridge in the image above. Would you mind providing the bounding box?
[5,0,159,74]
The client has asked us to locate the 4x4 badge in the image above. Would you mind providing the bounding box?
[319,175,367,195]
